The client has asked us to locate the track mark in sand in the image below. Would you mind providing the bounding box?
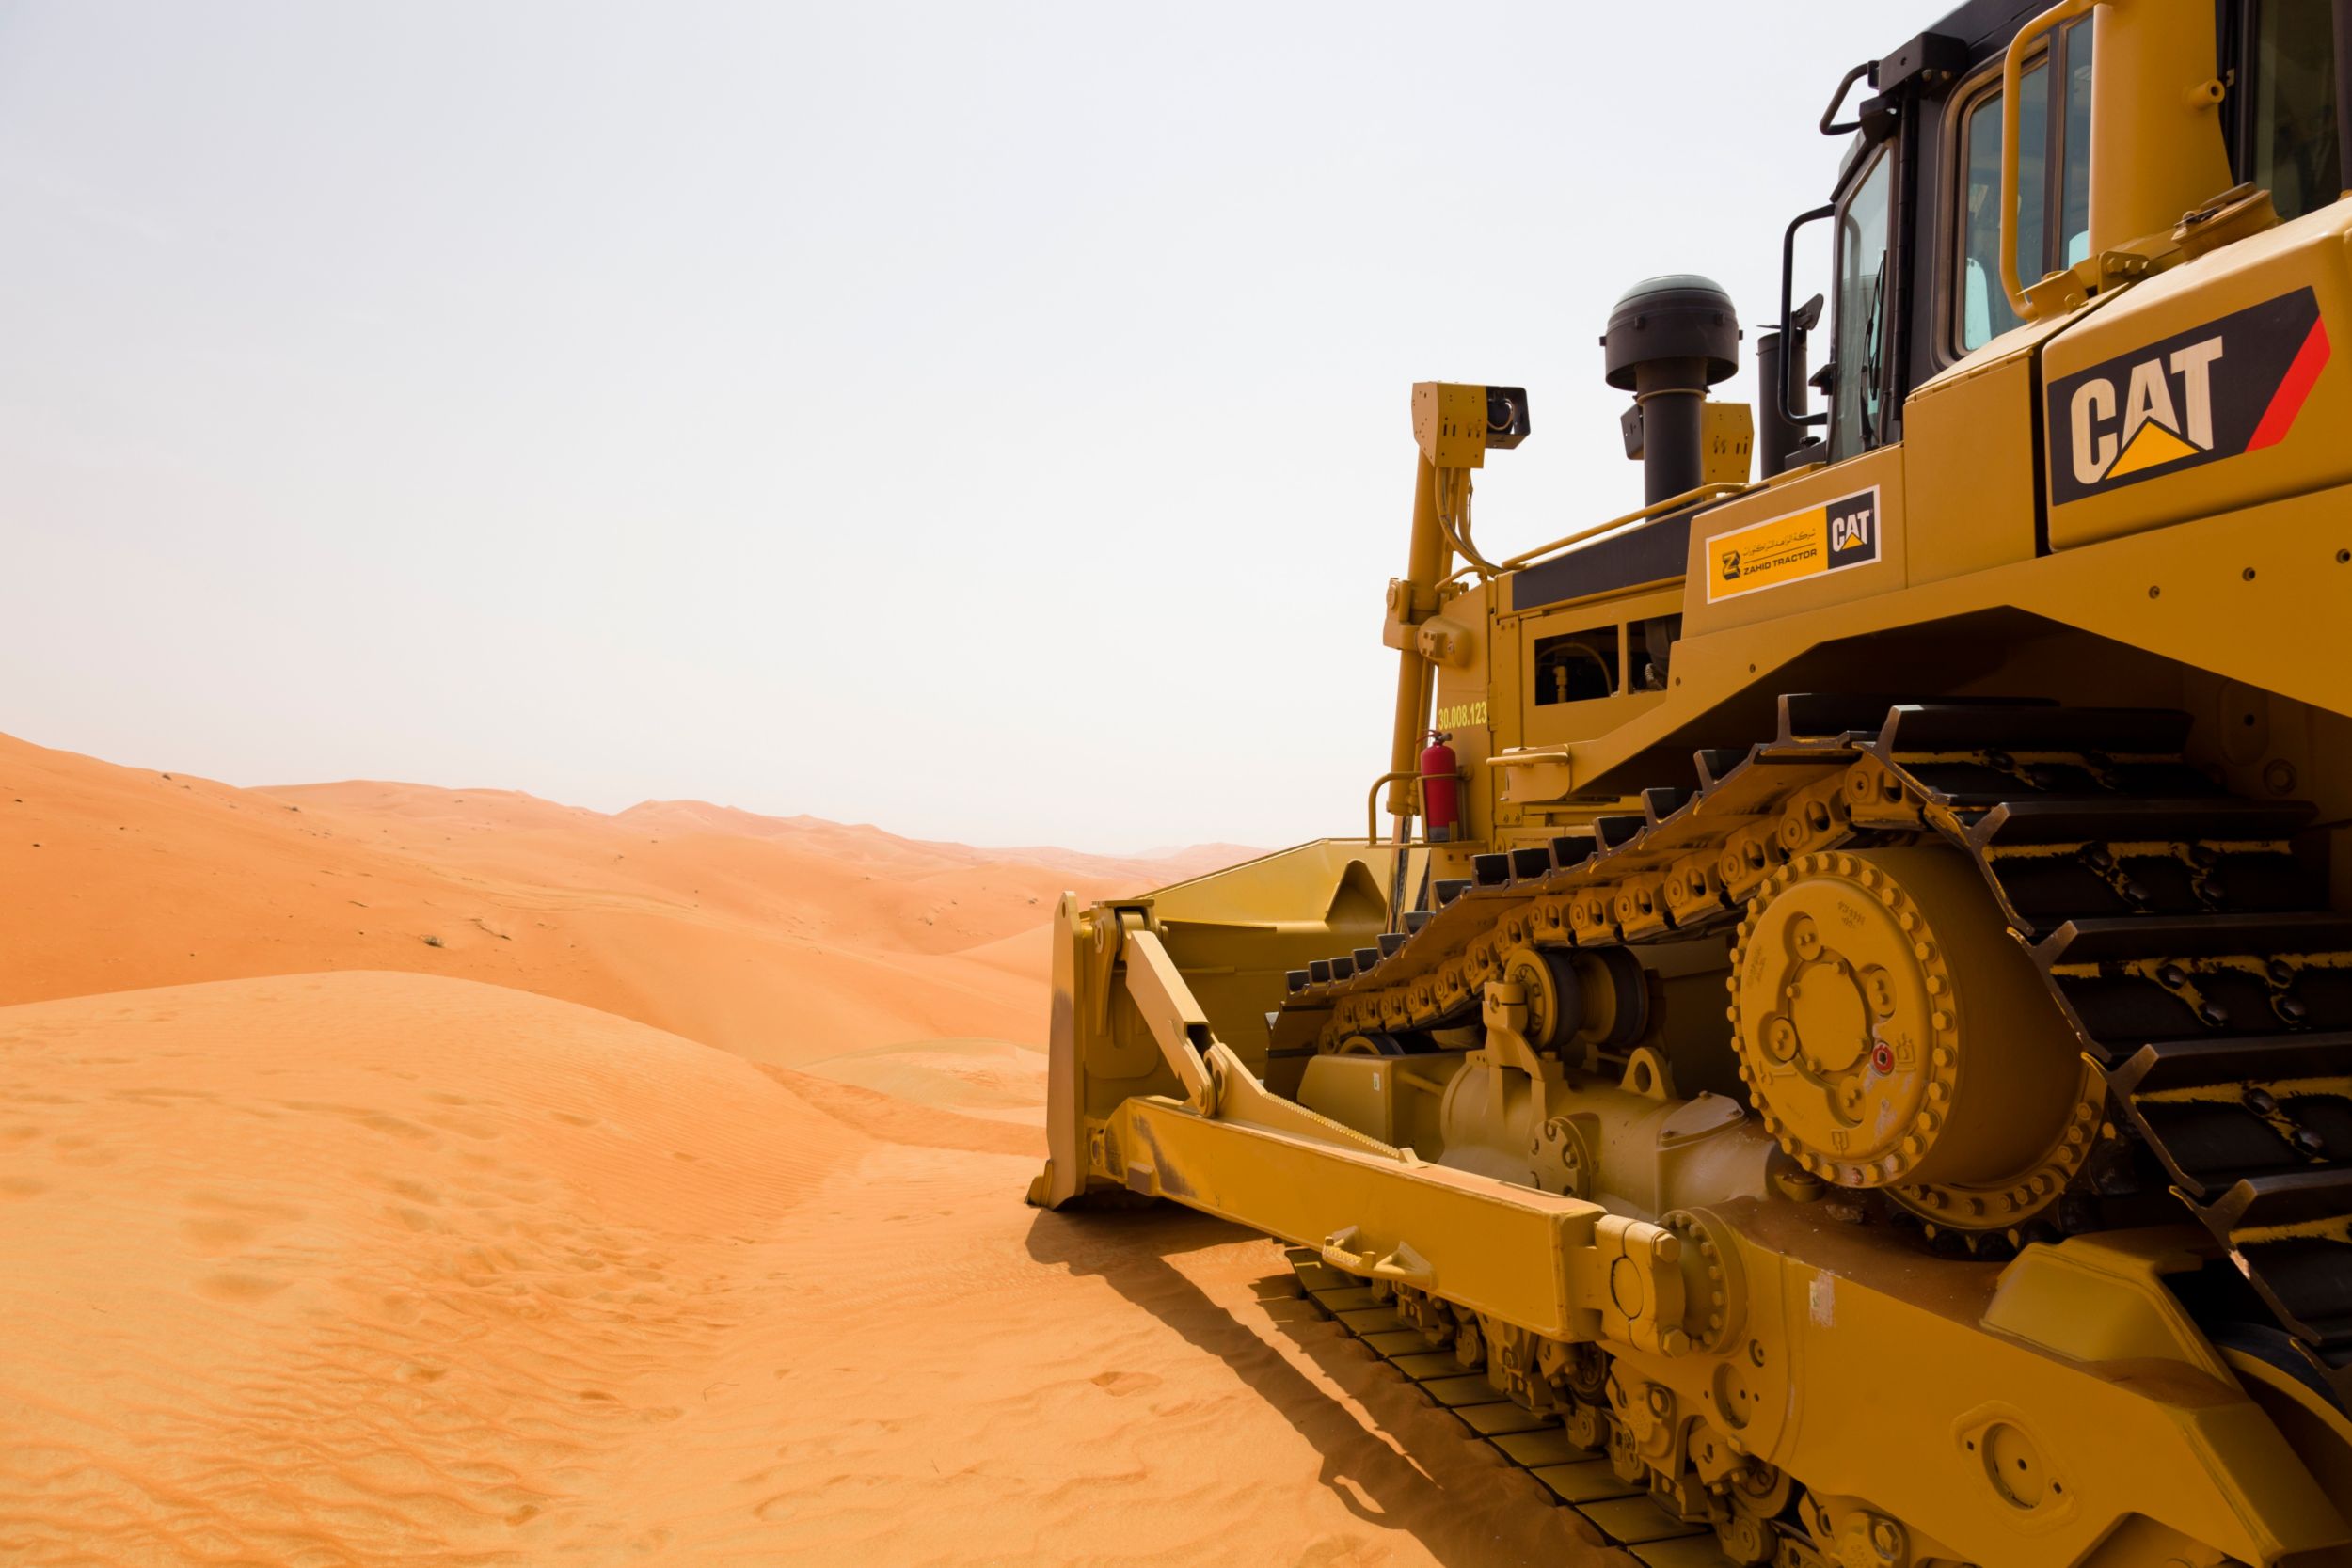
[185,1188,310,1221]
[1089,1370,1162,1398]
[752,1062,1040,1158]
[180,1214,257,1252]
[1295,1532,1386,1568]
[194,1269,293,1301]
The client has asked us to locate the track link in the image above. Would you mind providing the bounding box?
[1282,696,2352,1401]
[1286,1247,1735,1566]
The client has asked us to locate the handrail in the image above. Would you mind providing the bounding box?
[2000,0,2096,320]
[1367,770,1418,846]
[1482,482,1756,579]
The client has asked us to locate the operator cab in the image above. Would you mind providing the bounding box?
[1778,0,2348,477]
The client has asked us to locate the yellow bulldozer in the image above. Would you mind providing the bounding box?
[1026,2,2352,1562]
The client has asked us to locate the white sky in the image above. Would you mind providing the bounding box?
[0,0,1947,850]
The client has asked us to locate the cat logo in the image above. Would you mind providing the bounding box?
[2046,287,2329,504]
[1829,505,1873,556]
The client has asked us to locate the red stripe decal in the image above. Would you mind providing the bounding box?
[2248,315,2331,451]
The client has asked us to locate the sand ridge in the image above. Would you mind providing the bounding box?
[0,731,1249,1067]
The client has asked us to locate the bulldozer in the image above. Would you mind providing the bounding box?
[1026,1,2352,1562]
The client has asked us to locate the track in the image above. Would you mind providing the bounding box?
[1285,1246,1732,1566]
[1282,696,2352,1404]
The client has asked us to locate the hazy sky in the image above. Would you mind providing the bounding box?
[1,1,1945,850]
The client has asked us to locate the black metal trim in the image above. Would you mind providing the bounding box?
[2336,0,2352,206]
[1820,60,1879,135]
[1778,204,1837,431]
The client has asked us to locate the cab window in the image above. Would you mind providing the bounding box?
[2058,26,2094,264]
[2249,0,2342,219]
[1956,22,2092,354]
[1960,60,2045,348]
[1829,149,1893,462]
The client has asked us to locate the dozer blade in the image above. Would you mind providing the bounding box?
[1029,838,1408,1211]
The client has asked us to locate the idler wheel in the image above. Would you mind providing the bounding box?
[1728,848,2102,1232]
[1580,947,1652,1052]
[1333,1032,1438,1056]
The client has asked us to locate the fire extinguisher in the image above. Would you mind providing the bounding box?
[1420,731,1459,843]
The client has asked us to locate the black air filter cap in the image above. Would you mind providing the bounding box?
[1602,274,1740,391]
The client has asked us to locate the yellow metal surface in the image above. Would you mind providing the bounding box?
[1699,402,1754,488]
[1412,380,1491,469]
[1104,1078,1684,1347]
[1901,318,2055,583]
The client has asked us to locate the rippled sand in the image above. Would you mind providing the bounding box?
[0,972,1600,1566]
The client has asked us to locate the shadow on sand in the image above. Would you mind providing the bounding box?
[1024,1198,1620,1568]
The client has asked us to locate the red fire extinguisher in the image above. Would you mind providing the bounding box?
[1420,732,1459,843]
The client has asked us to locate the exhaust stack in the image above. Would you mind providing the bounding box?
[1601,275,1740,505]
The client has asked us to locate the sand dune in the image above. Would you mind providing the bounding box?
[0,732,1249,1067]
[0,731,1593,1566]
[0,973,1598,1566]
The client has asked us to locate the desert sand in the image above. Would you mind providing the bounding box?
[0,733,1602,1566]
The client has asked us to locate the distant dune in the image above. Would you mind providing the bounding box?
[0,732,1257,1067]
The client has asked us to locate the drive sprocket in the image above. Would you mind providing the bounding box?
[1727,847,2105,1234]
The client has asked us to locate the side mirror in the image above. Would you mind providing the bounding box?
[1777,207,1835,432]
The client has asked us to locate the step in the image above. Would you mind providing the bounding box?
[1458,1402,1555,1436]
[1881,703,2191,756]
[1421,1373,1505,1408]
[1692,747,1752,791]
[1361,1328,1437,1359]
[2110,1034,2352,1096]
[1594,815,1647,851]
[1491,1428,1601,1468]
[1577,1496,1708,1545]
[1549,833,1597,871]
[1531,1459,1643,1504]
[2206,1168,2352,1231]
[1635,1538,1740,1568]
[1968,796,2315,849]
[1776,692,1926,742]
[1290,1259,1351,1293]
[1310,1285,1381,1314]
[2036,911,2352,966]
[1642,786,1695,825]
[1391,1351,1466,1382]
